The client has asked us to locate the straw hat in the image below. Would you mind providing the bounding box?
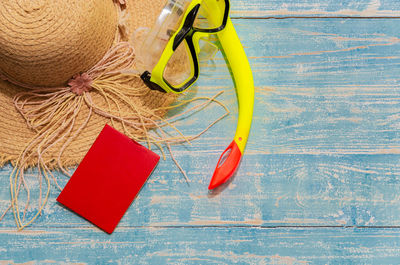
[0,0,177,169]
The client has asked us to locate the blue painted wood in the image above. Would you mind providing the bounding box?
[230,0,400,17]
[1,154,400,228]
[2,8,400,265]
[2,227,400,264]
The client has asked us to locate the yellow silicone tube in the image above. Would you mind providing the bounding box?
[219,18,254,153]
[208,17,255,189]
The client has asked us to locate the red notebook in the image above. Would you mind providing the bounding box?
[57,124,160,234]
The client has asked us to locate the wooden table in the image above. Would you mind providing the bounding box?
[2,0,400,263]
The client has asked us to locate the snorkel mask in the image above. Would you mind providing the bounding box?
[137,0,254,190]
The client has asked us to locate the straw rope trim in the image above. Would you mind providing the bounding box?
[0,0,230,230]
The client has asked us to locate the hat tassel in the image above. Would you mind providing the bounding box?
[1,41,230,229]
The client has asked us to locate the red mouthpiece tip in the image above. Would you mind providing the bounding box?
[208,140,242,190]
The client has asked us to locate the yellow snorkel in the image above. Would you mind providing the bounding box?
[137,0,254,190]
[208,17,254,189]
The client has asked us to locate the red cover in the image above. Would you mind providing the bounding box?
[57,124,160,234]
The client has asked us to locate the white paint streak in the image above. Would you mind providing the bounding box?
[270,254,309,265]
[232,0,399,17]
[365,0,381,12]
[0,261,81,265]
[0,230,62,235]
[147,249,309,264]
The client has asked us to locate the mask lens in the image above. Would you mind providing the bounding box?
[193,0,226,30]
[198,37,219,62]
[163,40,194,88]
[137,0,191,72]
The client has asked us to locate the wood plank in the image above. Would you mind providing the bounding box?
[2,227,400,264]
[1,154,400,228]
[202,18,400,155]
[1,18,400,228]
[230,0,400,17]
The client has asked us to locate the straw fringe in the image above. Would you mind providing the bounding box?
[1,40,230,230]
[2,91,229,230]
[0,0,232,230]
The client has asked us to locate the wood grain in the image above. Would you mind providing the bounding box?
[1,5,400,265]
[230,0,400,17]
[2,227,400,264]
[1,154,400,228]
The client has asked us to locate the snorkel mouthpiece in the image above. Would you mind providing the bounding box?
[137,0,254,190]
[208,17,254,190]
[208,140,242,190]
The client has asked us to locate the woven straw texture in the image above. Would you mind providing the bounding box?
[0,0,176,168]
